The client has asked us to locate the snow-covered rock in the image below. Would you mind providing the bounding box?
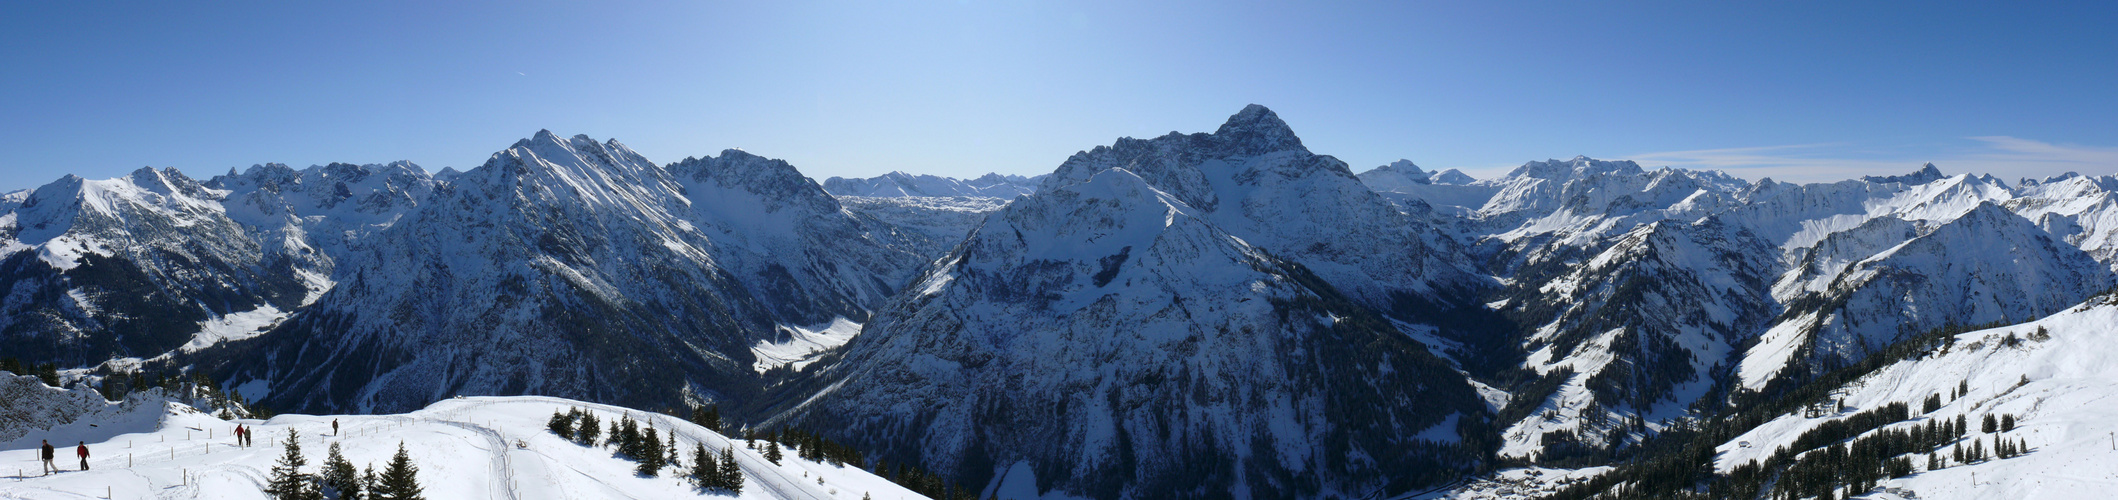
[224,132,931,414]
[823,171,1044,198]
[777,106,1491,499]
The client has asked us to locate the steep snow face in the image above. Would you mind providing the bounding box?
[823,171,1045,198]
[1034,104,1484,316]
[231,132,930,414]
[0,168,319,367]
[0,394,928,500]
[1740,202,2118,390]
[786,165,1486,499]
[1709,293,2118,499]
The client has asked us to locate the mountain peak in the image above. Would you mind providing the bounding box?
[1863,163,1948,185]
[1212,104,1305,154]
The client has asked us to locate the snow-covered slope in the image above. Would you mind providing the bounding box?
[0,393,926,500]
[1739,201,2116,390]
[823,172,1045,198]
[775,106,1491,499]
[224,132,930,414]
[1707,292,2118,499]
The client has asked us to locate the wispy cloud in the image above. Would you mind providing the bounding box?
[1625,137,2118,184]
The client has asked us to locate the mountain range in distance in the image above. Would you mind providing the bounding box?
[6,105,2118,499]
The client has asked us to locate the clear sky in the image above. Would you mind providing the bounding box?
[3,1,2115,189]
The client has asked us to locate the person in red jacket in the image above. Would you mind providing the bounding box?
[236,424,246,447]
[75,442,88,470]
[39,440,55,475]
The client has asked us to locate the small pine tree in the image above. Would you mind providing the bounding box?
[362,465,379,498]
[577,412,601,446]
[720,447,744,493]
[1982,413,1997,433]
[2001,414,2016,432]
[764,440,783,465]
[265,429,319,500]
[666,433,680,471]
[322,442,361,500]
[548,410,575,440]
[691,443,719,489]
[637,426,664,476]
[373,442,425,500]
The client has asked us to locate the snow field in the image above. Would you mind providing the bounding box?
[0,396,927,500]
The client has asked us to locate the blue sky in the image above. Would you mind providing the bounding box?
[2,1,2114,189]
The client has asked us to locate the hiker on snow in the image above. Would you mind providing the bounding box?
[39,440,55,474]
[236,424,247,447]
[75,442,88,470]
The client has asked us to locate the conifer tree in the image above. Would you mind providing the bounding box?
[691,443,719,489]
[373,442,425,500]
[764,440,783,465]
[667,433,680,471]
[720,446,744,493]
[1982,414,1997,433]
[637,426,664,476]
[576,412,601,446]
[548,409,575,440]
[362,465,379,498]
[322,442,361,500]
[2001,414,2016,432]
[265,429,319,500]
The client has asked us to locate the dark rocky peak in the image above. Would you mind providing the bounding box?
[1210,103,1307,156]
[668,148,838,214]
[126,166,213,199]
[1862,162,1947,185]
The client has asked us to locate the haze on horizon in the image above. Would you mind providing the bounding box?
[2,1,2114,189]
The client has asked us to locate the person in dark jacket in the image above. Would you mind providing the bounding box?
[75,442,88,470]
[39,440,55,475]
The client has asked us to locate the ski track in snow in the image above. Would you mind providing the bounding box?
[0,396,926,500]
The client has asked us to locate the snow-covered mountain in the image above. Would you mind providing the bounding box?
[12,105,2118,499]
[1356,159,1498,216]
[823,171,1045,198]
[0,163,437,369]
[771,106,1493,499]
[220,132,932,414]
[1740,202,2116,391]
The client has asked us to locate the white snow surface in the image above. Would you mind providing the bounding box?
[0,393,927,500]
[751,318,864,374]
[1708,293,2118,499]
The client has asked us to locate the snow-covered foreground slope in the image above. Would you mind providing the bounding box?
[0,394,926,500]
[1703,293,2118,499]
